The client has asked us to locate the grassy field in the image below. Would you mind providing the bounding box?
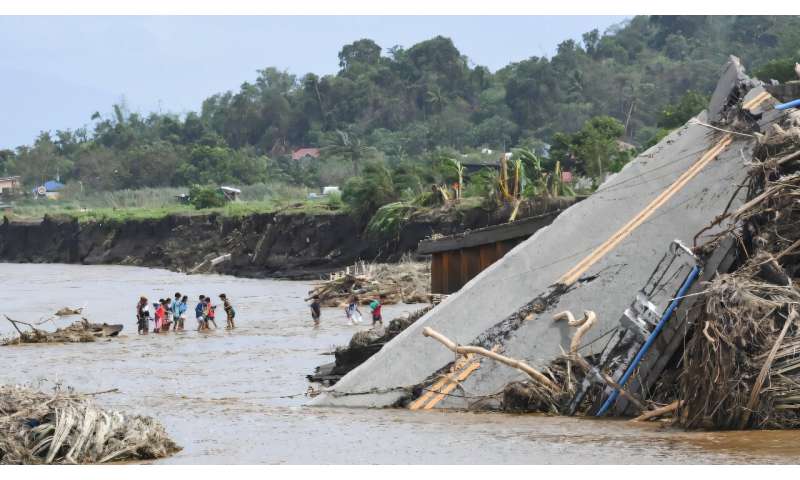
[5,183,344,223]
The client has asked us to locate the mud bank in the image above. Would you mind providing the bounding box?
[0,198,575,279]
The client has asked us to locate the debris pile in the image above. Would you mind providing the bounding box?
[0,385,180,464]
[308,306,433,385]
[3,317,123,345]
[307,260,431,307]
[678,116,800,429]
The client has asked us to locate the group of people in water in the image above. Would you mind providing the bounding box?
[308,293,384,327]
[135,292,236,334]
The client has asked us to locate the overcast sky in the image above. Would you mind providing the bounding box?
[0,15,629,150]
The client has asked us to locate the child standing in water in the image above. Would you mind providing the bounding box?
[219,294,236,330]
[136,296,150,335]
[344,295,362,325]
[163,297,173,331]
[369,294,384,327]
[171,292,182,331]
[310,295,321,326]
[154,299,166,333]
[175,295,188,331]
[195,295,206,331]
[204,296,218,329]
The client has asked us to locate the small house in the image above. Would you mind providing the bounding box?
[291,148,321,161]
[219,186,241,202]
[460,156,501,175]
[0,175,21,196]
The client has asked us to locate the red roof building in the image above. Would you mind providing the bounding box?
[291,148,321,161]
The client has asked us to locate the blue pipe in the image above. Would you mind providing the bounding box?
[595,264,701,417]
[775,99,800,110]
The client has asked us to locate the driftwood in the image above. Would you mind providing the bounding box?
[0,385,180,464]
[554,310,597,356]
[632,400,684,422]
[3,316,123,345]
[422,326,559,393]
[307,260,431,307]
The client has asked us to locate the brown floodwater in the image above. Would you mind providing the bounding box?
[1,262,799,464]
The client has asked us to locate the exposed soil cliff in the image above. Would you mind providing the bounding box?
[0,198,576,279]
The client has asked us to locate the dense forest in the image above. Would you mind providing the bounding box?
[1,15,799,201]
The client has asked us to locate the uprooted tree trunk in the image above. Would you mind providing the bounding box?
[422,326,560,393]
[3,316,123,345]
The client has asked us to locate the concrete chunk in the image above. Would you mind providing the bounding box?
[708,55,749,123]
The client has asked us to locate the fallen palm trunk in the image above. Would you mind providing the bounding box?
[3,316,123,345]
[0,385,180,464]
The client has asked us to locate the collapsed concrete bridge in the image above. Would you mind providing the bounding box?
[312,57,762,410]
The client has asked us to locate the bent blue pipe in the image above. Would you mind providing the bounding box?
[595,264,701,417]
[775,99,800,111]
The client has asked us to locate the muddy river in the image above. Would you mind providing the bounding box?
[1,263,799,464]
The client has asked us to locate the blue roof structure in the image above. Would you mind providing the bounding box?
[44,180,64,191]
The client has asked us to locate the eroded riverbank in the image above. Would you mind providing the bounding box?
[2,263,799,464]
[0,197,577,279]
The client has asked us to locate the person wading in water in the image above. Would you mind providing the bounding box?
[204,296,218,329]
[219,293,236,330]
[136,296,150,335]
[310,295,321,327]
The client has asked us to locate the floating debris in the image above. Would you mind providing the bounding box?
[0,384,180,464]
[54,307,83,317]
[308,306,433,385]
[2,316,123,345]
[307,259,431,307]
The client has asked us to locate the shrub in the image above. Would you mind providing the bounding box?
[341,162,397,220]
[189,184,225,209]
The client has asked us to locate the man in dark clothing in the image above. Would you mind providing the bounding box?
[310,295,321,326]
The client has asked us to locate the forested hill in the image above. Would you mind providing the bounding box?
[2,15,800,192]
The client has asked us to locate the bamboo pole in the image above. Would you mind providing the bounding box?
[632,400,683,422]
[422,326,559,393]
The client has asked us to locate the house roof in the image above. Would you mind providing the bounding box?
[460,157,501,167]
[0,176,21,182]
[292,148,321,160]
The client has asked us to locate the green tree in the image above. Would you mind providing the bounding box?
[753,58,798,83]
[322,130,377,176]
[550,116,626,179]
[658,90,708,128]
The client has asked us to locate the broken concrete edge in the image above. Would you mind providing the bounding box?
[708,55,763,125]
[308,305,435,385]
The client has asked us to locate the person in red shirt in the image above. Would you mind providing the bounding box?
[154,299,166,333]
